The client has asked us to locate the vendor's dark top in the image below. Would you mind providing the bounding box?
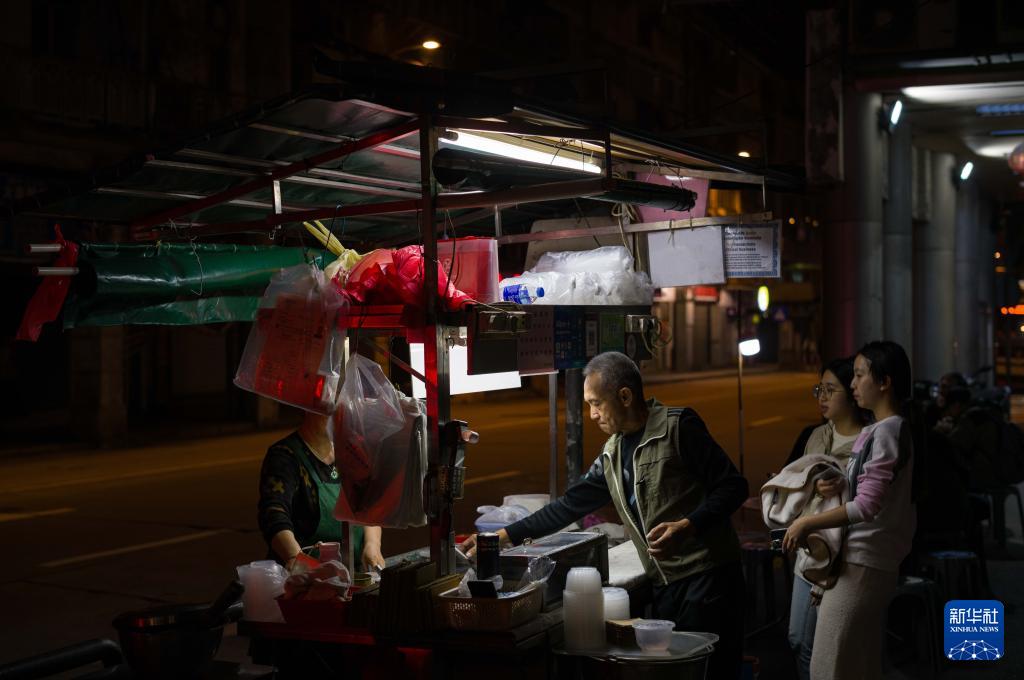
[257,431,339,552]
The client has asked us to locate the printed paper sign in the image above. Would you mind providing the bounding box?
[723,222,781,278]
[945,600,1003,661]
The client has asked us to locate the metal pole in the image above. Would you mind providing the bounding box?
[548,372,559,500]
[736,299,745,478]
[419,113,455,576]
[737,350,745,479]
[565,368,584,484]
[1007,311,1014,390]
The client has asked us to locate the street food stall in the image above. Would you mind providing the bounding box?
[12,62,790,679]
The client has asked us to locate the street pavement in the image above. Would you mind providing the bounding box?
[2,368,1021,678]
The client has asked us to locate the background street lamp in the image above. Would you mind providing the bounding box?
[737,337,761,478]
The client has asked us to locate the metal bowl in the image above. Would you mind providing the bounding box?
[112,603,226,679]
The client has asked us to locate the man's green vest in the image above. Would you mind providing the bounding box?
[601,399,741,585]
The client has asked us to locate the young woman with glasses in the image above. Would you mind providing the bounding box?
[783,341,916,680]
[786,356,868,680]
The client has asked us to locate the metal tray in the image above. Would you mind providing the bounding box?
[553,631,719,662]
[499,532,609,608]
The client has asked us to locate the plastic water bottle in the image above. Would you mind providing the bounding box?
[503,284,545,304]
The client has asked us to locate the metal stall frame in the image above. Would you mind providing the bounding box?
[14,77,789,579]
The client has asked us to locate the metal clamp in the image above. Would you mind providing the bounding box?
[473,306,527,337]
[625,314,657,334]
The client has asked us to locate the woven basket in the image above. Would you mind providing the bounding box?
[436,586,543,631]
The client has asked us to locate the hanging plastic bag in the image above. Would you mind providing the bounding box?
[333,354,407,491]
[343,246,473,310]
[334,393,428,529]
[233,263,347,414]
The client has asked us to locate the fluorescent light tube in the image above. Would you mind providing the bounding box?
[441,131,601,174]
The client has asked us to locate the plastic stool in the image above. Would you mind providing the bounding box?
[985,485,1024,548]
[922,551,984,602]
[885,575,942,679]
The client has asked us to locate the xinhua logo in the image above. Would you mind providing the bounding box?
[944,600,1004,660]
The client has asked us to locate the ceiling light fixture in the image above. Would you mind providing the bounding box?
[964,135,1024,158]
[440,131,602,174]
[903,81,1024,105]
[960,161,975,181]
[889,99,903,127]
[737,151,751,158]
[422,40,441,50]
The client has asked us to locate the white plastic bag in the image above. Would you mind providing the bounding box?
[533,246,634,274]
[233,263,347,414]
[504,246,653,306]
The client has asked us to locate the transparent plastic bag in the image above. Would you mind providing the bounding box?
[233,263,347,414]
[456,568,504,598]
[533,246,634,275]
[514,556,556,593]
[475,504,531,532]
[334,355,407,489]
[333,393,428,528]
[506,246,652,306]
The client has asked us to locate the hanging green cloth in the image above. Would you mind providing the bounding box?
[62,242,330,328]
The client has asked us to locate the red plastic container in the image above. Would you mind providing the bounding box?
[436,237,499,303]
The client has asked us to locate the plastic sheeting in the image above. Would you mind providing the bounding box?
[62,243,328,328]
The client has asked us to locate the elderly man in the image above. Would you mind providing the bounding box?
[465,351,748,677]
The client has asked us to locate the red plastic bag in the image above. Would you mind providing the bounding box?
[16,226,79,342]
[342,246,472,310]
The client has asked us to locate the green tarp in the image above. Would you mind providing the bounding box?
[63,242,330,328]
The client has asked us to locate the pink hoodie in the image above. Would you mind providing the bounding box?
[843,415,916,572]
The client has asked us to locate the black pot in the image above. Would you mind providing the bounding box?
[111,603,230,679]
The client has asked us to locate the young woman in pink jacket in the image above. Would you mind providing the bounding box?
[783,341,916,680]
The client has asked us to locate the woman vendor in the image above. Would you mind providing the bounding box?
[258,410,385,571]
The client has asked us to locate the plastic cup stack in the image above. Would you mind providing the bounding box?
[563,567,604,650]
[602,586,630,621]
[236,560,285,622]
